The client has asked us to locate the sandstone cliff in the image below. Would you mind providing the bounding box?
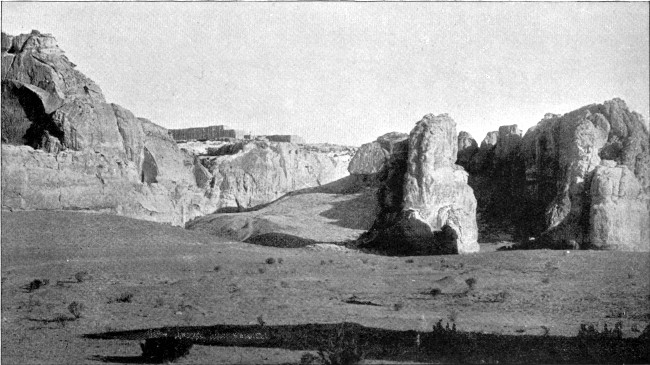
[360,114,479,255]
[1,30,218,225]
[469,99,649,251]
[200,141,355,211]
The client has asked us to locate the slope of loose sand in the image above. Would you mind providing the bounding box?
[1,210,648,364]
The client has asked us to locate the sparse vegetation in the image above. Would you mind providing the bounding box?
[405,259,414,263]
[258,267,266,274]
[392,302,404,311]
[22,279,49,293]
[110,292,134,303]
[448,309,459,323]
[542,277,550,284]
[67,301,84,319]
[465,277,477,290]
[74,271,90,283]
[317,324,365,365]
[321,260,327,265]
[140,338,193,363]
[266,257,276,265]
[430,288,442,297]
[277,258,284,264]
[213,265,221,272]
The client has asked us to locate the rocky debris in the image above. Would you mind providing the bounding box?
[200,140,355,211]
[456,131,478,171]
[589,162,649,251]
[348,132,408,175]
[359,114,479,255]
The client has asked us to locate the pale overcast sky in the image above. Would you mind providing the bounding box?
[2,2,648,146]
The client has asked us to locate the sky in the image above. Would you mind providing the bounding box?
[2,2,649,146]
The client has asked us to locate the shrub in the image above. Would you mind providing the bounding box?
[111,292,134,303]
[542,277,550,284]
[318,324,364,365]
[23,279,49,293]
[140,338,193,363]
[321,260,327,265]
[430,288,442,297]
[277,258,284,264]
[448,309,459,323]
[67,301,84,319]
[154,297,165,308]
[213,265,221,272]
[266,257,276,265]
[393,302,404,311]
[258,267,266,274]
[465,278,477,290]
[74,271,90,283]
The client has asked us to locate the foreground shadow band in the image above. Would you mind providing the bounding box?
[84,321,649,364]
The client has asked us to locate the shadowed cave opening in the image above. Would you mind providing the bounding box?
[141,147,158,184]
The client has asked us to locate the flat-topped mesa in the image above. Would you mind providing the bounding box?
[360,113,479,255]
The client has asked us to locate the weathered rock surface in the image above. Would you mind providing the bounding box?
[348,132,408,175]
[360,114,479,255]
[1,31,218,225]
[471,99,649,251]
[469,131,498,172]
[187,175,378,244]
[201,141,355,211]
[589,162,649,251]
[456,131,478,171]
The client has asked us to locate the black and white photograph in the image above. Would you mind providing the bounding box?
[1,2,649,364]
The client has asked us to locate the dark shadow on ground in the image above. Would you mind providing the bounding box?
[317,188,377,230]
[244,233,318,248]
[84,321,649,364]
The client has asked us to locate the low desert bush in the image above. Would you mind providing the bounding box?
[213,265,221,272]
[74,271,90,283]
[110,292,134,303]
[465,278,477,290]
[266,257,276,265]
[405,259,414,263]
[277,258,284,264]
[23,279,49,293]
[140,338,193,363]
[258,267,266,274]
[393,302,404,311]
[448,309,459,323]
[67,301,84,319]
[430,288,442,297]
[318,324,365,365]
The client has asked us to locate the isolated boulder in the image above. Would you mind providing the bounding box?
[589,162,649,251]
[456,131,478,171]
[348,132,408,175]
[361,114,479,255]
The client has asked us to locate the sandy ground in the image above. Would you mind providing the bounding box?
[1,210,648,364]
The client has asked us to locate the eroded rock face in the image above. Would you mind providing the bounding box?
[201,141,355,211]
[469,131,498,172]
[1,31,218,225]
[589,162,649,251]
[0,145,219,225]
[360,114,479,255]
[456,131,478,171]
[348,132,408,175]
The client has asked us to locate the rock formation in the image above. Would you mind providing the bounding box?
[1,30,218,225]
[200,140,355,211]
[360,114,479,255]
[468,99,649,251]
[469,131,498,172]
[456,131,478,171]
[521,99,649,250]
[348,132,408,175]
